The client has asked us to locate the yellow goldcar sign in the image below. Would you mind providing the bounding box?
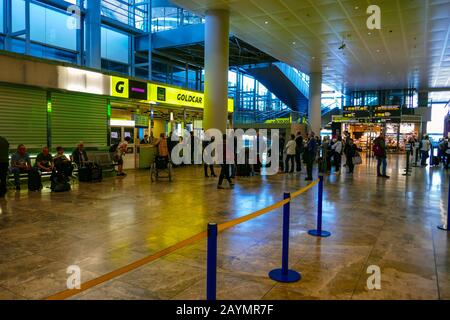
[110,76,234,113]
[111,76,129,98]
[148,84,234,113]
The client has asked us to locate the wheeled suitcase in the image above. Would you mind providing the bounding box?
[90,166,103,182]
[78,167,91,182]
[432,156,440,166]
[28,170,42,191]
[236,164,251,177]
[78,166,103,182]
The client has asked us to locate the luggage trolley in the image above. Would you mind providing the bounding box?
[149,146,173,182]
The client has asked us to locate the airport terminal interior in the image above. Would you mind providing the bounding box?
[0,0,449,301]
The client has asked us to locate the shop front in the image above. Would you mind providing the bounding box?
[332,106,422,152]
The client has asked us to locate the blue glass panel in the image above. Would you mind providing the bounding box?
[0,0,3,33]
[101,27,129,64]
[30,4,77,51]
[12,0,25,32]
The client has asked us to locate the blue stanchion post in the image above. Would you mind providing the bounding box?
[268,192,301,283]
[308,175,331,237]
[437,178,450,231]
[206,223,217,300]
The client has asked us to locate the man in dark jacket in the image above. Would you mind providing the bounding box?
[0,136,9,197]
[203,134,216,178]
[71,142,88,168]
[373,134,390,179]
[305,132,317,181]
[295,132,303,172]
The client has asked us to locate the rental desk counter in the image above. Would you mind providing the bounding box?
[138,145,157,169]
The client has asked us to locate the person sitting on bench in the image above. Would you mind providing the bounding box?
[71,142,88,168]
[10,144,33,190]
[53,146,73,180]
[35,146,54,174]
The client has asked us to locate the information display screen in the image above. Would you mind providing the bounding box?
[134,114,149,128]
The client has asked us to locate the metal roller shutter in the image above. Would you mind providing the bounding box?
[0,85,47,149]
[51,92,107,148]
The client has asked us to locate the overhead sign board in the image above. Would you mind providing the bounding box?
[148,84,234,113]
[111,77,234,113]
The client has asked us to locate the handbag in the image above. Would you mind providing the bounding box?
[352,152,362,165]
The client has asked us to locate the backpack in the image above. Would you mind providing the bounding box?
[109,143,119,153]
[373,143,383,157]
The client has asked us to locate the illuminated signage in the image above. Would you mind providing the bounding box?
[58,67,108,95]
[149,84,234,113]
[343,106,371,118]
[111,76,129,98]
[129,80,147,100]
[265,117,291,124]
[111,77,234,112]
[134,114,149,128]
[111,77,147,100]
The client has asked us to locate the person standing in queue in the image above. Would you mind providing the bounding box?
[284,134,296,174]
[331,136,343,174]
[305,132,317,181]
[279,133,286,173]
[0,136,9,197]
[343,131,351,168]
[420,135,431,167]
[217,134,234,189]
[295,132,303,172]
[345,139,362,175]
[373,134,390,178]
[116,136,131,177]
[203,134,216,178]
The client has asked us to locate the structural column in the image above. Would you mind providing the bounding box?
[308,72,322,135]
[203,10,230,132]
[85,0,102,69]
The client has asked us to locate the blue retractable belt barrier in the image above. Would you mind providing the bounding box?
[268,192,301,283]
[308,175,331,237]
[206,223,218,300]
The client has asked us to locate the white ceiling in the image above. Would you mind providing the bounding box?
[170,0,450,93]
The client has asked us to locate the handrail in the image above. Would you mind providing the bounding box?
[44,178,320,300]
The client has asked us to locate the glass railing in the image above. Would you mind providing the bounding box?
[101,0,148,31]
[151,7,204,33]
[274,62,310,99]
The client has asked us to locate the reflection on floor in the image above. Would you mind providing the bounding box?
[0,154,448,300]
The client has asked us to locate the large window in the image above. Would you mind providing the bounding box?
[0,0,4,33]
[101,27,129,64]
[151,6,204,33]
[30,3,77,51]
[428,103,448,136]
[12,0,25,32]
[101,0,148,31]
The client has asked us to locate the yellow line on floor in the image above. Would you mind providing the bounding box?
[44,179,319,300]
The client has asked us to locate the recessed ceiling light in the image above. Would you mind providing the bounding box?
[265,21,269,24]
[368,32,371,35]
[355,6,359,10]
[292,41,296,45]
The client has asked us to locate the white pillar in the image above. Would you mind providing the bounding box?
[204,10,229,133]
[308,72,322,135]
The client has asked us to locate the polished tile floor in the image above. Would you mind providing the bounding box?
[0,154,448,300]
